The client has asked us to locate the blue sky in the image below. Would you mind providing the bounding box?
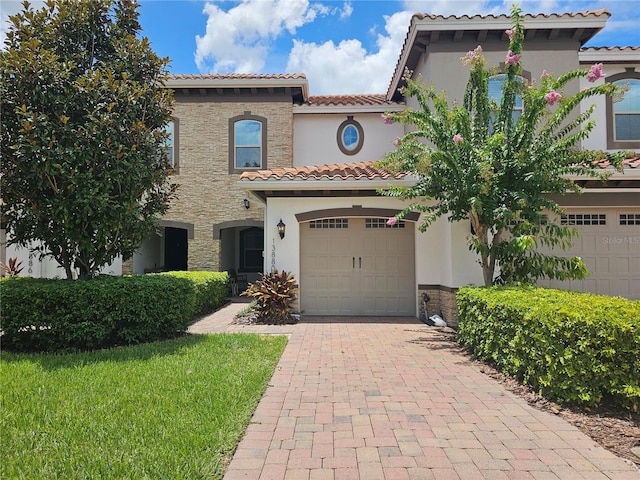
[2,1,639,94]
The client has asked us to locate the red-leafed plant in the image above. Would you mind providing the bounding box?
[242,270,298,324]
[0,257,24,277]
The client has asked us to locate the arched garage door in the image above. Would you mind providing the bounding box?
[300,217,415,316]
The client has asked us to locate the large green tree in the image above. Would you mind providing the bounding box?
[380,5,628,287]
[1,0,175,279]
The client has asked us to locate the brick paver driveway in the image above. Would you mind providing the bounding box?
[191,308,638,479]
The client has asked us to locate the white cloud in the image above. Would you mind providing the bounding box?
[0,0,46,49]
[402,1,498,16]
[192,0,636,94]
[286,10,412,94]
[340,1,353,20]
[195,0,332,73]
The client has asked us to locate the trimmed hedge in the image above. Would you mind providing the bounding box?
[0,271,228,353]
[158,271,228,317]
[456,286,640,411]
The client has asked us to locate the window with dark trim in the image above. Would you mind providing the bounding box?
[620,213,640,225]
[309,218,349,229]
[239,227,263,272]
[488,74,525,129]
[365,218,405,229]
[561,213,606,226]
[229,112,267,173]
[606,70,640,148]
[337,116,364,155]
[162,117,178,173]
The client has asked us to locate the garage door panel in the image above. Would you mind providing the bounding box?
[301,217,415,316]
[617,257,630,273]
[540,210,639,299]
[596,257,610,273]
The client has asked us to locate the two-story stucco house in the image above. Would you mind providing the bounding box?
[3,9,638,324]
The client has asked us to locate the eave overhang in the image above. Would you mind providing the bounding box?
[579,47,640,64]
[165,74,309,102]
[388,10,610,101]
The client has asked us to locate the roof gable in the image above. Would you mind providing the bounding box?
[388,10,611,100]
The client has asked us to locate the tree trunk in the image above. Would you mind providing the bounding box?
[481,252,494,286]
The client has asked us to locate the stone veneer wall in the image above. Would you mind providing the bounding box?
[164,94,294,271]
[418,285,459,328]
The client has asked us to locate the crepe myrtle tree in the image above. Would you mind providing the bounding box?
[379,5,628,287]
[0,0,175,279]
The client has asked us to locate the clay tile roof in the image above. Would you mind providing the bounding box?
[241,155,639,183]
[168,73,307,80]
[410,10,610,22]
[240,161,408,181]
[305,94,401,107]
[580,46,640,52]
[593,154,640,169]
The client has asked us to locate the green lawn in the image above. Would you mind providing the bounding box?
[1,334,287,480]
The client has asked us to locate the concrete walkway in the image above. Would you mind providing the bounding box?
[190,302,638,480]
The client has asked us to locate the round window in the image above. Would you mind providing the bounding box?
[337,117,364,155]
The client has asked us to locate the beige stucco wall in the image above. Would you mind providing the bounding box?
[164,95,294,271]
[293,112,404,166]
[260,194,485,314]
[3,240,122,278]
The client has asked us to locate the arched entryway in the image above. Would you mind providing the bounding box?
[215,219,264,287]
[132,220,194,274]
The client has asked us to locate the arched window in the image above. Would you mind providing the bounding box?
[606,73,640,148]
[163,119,176,169]
[234,120,262,168]
[229,112,267,172]
[605,68,640,149]
[488,74,524,125]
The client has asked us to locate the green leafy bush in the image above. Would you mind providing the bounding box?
[242,270,298,324]
[0,271,228,352]
[457,286,640,411]
[159,270,228,316]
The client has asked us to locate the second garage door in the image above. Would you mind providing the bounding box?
[540,209,640,299]
[300,217,415,316]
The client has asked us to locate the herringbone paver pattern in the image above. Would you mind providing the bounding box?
[190,303,638,479]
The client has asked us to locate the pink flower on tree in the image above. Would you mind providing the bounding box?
[453,134,464,144]
[505,28,514,40]
[381,113,394,124]
[393,137,402,146]
[586,63,605,83]
[505,50,521,66]
[544,90,562,106]
[386,217,397,226]
[461,45,482,65]
[540,70,550,79]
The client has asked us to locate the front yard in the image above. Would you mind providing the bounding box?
[1,334,287,479]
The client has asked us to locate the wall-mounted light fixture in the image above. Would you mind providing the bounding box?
[243,198,250,209]
[277,219,286,239]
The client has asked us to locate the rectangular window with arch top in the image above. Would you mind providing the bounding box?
[613,79,640,141]
[160,118,178,172]
[488,74,524,131]
[229,113,267,173]
[606,72,640,149]
[235,120,262,168]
